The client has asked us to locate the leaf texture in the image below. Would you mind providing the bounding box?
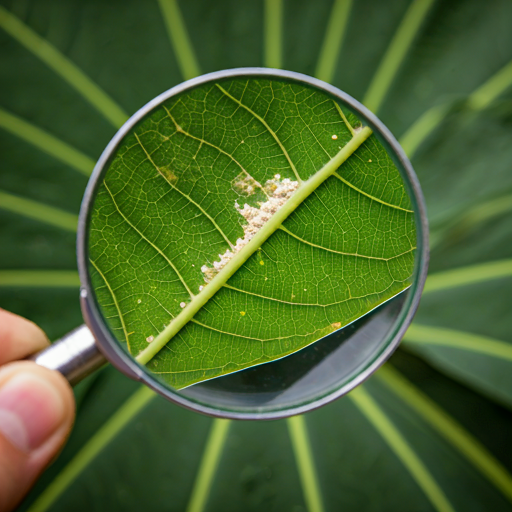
[89,78,416,388]
[0,0,511,510]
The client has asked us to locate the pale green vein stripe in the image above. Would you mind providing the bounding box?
[157,0,200,80]
[0,6,128,128]
[424,259,512,294]
[429,194,512,250]
[223,281,407,309]
[404,324,512,362]
[0,270,80,288]
[287,416,325,512]
[400,58,512,158]
[27,386,155,512]
[0,108,94,176]
[315,0,352,83]
[264,0,283,69]
[0,189,78,231]
[190,317,325,343]
[451,194,512,230]
[399,103,451,158]
[377,365,512,503]
[90,259,130,349]
[349,386,455,512]
[468,59,512,110]
[363,0,436,114]
[332,171,414,212]
[186,419,231,512]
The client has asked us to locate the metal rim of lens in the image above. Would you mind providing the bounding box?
[77,67,430,420]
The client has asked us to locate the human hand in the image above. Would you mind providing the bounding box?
[0,309,75,511]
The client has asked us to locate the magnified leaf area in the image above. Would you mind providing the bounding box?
[88,76,416,389]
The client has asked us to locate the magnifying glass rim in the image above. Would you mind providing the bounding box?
[77,67,429,420]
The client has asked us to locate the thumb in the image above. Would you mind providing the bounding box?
[0,362,75,511]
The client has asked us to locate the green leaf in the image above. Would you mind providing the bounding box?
[88,77,416,388]
[19,354,512,512]
[1,0,512,510]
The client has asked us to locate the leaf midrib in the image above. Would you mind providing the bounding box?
[135,125,373,365]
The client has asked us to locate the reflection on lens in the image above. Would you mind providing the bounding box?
[85,71,424,416]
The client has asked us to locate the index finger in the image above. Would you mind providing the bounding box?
[0,309,49,365]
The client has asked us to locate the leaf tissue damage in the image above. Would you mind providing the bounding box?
[88,77,416,389]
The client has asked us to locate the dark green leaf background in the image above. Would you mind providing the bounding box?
[0,0,511,511]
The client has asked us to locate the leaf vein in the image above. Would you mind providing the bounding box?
[215,82,303,183]
[333,172,414,212]
[278,225,416,260]
[103,182,195,298]
[134,132,234,249]
[90,258,131,350]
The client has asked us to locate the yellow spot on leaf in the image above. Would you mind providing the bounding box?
[232,172,261,197]
[332,134,338,140]
[259,260,265,266]
[332,322,342,329]
[240,311,246,316]
[159,166,178,183]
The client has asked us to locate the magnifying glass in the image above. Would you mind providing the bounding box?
[30,68,428,420]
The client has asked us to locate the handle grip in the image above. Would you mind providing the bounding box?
[29,325,106,385]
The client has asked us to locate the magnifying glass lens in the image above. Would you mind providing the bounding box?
[82,70,427,419]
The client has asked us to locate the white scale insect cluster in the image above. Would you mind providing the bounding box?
[201,174,299,283]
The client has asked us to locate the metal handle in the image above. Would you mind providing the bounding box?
[29,325,106,385]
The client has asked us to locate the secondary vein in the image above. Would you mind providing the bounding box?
[162,106,269,197]
[333,101,356,136]
[222,281,408,308]
[104,182,195,299]
[349,386,455,512]
[278,225,416,260]
[90,258,131,350]
[215,83,303,183]
[190,318,327,343]
[157,0,200,81]
[333,172,414,212]
[134,132,234,250]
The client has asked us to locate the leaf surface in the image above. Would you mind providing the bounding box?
[88,77,416,388]
[0,0,511,510]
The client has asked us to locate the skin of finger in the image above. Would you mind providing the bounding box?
[0,362,75,512]
[0,309,50,365]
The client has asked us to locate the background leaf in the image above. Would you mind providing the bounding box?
[0,0,511,510]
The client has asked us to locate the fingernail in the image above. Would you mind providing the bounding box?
[0,372,65,452]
